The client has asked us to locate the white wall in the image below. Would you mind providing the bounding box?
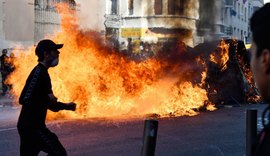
[0,0,34,49]
[4,0,34,41]
[0,0,5,48]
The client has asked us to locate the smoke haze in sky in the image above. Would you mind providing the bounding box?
[4,0,34,41]
[75,0,105,31]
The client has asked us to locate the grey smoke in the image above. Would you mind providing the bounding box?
[4,0,34,41]
[197,0,217,40]
[75,0,105,31]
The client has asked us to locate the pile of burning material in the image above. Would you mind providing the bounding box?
[232,40,262,104]
[143,38,261,106]
[192,39,261,105]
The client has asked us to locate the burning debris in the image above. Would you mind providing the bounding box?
[193,39,261,105]
[6,4,260,120]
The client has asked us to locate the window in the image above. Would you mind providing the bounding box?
[46,0,52,9]
[238,3,240,19]
[168,0,185,15]
[68,0,76,8]
[241,5,244,21]
[179,0,185,15]
[128,0,134,15]
[154,0,162,15]
[111,0,118,14]
[168,0,175,15]
[34,0,40,8]
[226,0,233,5]
[220,25,225,33]
[244,7,247,21]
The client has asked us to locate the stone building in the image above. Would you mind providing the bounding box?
[0,0,265,51]
[197,0,264,43]
[34,0,76,42]
[105,0,199,53]
[0,0,76,50]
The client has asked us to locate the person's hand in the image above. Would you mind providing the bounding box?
[65,102,76,111]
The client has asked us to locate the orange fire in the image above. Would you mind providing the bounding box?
[209,40,229,71]
[235,40,262,103]
[7,4,215,119]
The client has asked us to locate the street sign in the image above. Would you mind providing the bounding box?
[104,14,122,28]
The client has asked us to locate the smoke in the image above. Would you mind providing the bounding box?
[74,0,106,32]
[4,0,34,41]
[197,0,217,41]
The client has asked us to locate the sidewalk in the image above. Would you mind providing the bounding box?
[0,94,20,130]
[0,94,19,109]
[0,74,17,108]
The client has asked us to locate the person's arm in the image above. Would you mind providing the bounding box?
[19,66,42,106]
[47,93,76,112]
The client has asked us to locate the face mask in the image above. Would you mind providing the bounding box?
[50,58,59,67]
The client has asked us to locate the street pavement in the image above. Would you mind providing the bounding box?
[0,95,268,156]
[0,95,19,129]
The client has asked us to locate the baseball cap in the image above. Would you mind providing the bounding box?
[35,39,63,57]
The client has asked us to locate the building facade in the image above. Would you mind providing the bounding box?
[34,0,76,42]
[198,0,264,43]
[0,0,264,51]
[0,0,76,50]
[105,0,199,53]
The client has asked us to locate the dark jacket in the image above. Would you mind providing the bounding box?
[17,63,66,129]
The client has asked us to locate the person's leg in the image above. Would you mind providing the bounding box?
[1,73,7,95]
[18,129,40,156]
[38,128,67,156]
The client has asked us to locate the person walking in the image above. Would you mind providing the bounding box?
[6,52,15,91]
[250,3,270,156]
[17,39,77,156]
[0,49,9,95]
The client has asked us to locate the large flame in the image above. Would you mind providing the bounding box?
[7,4,215,119]
[209,40,229,71]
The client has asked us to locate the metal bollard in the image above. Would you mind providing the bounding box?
[246,109,257,156]
[141,119,159,156]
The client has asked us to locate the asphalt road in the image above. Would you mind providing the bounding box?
[0,104,268,156]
